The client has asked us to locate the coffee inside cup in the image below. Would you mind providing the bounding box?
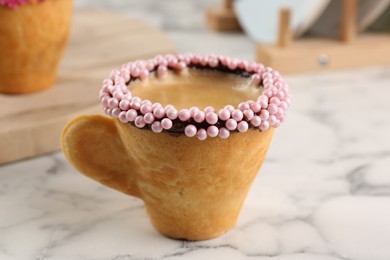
[131,68,263,110]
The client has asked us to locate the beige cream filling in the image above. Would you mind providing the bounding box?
[131,69,262,110]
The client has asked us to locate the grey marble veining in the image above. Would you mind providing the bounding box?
[1,1,390,260]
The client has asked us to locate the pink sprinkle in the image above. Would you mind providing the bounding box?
[151,121,163,133]
[268,103,278,115]
[226,119,238,130]
[111,108,120,117]
[273,120,281,128]
[275,82,283,90]
[268,115,277,126]
[218,108,231,121]
[253,63,261,72]
[108,98,119,109]
[131,96,141,103]
[177,61,186,70]
[99,91,107,100]
[192,55,201,64]
[219,56,228,66]
[141,99,152,106]
[205,112,218,124]
[166,108,178,120]
[157,65,167,77]
[118,111,128,123]
[237,60,245,69]
[114,76,124,85]
[178,109,191,121]
[123,93,132,100]
[190,107,200,117]
[259,121,270,131]
[250,102,261,113]
[135,116,146,128]
[279,114,286,123]
[194,111,205,123]
[139,69,149,80]
[285,97,291,106]
[102,96,110,107]
[204,106,215,113]
[105,108,112,116]
[200,57,208,66]
[243,109,254,120]
[218,128,230,139]
[130,101,141,110]
[237,121,249,132]
[245,62,255,72]
[112,90,124,100]
[120,68,130,82]
[165,104,174,111]
[207,126,219,137]
[276,108,284,118]
[102,84,112,93]
[240,60,248,70]
[262,72,272,79]
[224,105,235,113]
[270,97,281,106]
[131,67,141,77]
[238,102,250,111]
[119,100,130,110]
[196,129,207,140]
[144,113,155,124]
[146,62,155,71]
[227,59,238,70]
[184,125,197,137]
[103,79,113,85]
[263,78,274,85]
[126,109,138,122]
[251,74,261,85]
[161,118,173,130]
[152,102,162,109]
[168,58,178,67]
[209,59,218,67]
[140,104,153,114]
[153,107,166,119]
[258,95,269,107]
[279,101,288,110]
[250,116,262,127]
[232,109,243,121]
[276,91,285,100]
[263,89,273,98]
[260,109,270,120]
[183,56,191,65]
[110,69,120,80]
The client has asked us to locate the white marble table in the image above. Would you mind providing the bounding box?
[1,1,390,260]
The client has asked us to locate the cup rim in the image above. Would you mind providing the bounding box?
[100,53,291,140]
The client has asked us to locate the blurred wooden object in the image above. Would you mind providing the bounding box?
[206,0,242,31]
[0,9,174,165]
[277,8,292,47]
[340,0,357,42]
[256,0,390,74]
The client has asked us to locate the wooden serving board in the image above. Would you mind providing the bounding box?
[0,9,174,164]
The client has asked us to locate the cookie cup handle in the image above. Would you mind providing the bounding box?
[61,115,141,198]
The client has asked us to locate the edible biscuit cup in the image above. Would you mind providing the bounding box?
[61,54,291,240]
[0,0,73,94]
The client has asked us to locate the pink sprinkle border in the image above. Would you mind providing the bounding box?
[100,53,291,140]
[0,0,44,9]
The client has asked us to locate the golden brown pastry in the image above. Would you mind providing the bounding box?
[61,54,291,240]
[0,0,72,94]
